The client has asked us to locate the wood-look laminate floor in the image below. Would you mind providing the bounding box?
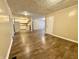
[9,30,78,59]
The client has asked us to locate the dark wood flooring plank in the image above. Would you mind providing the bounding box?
[9,30,78,59]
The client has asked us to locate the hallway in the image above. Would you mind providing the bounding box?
[0,0,78,59]
[9,30,78,59]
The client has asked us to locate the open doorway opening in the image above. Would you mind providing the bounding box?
[13,16,32,33]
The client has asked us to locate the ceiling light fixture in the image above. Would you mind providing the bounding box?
[21,11,30,16]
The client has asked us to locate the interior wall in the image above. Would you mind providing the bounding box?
[32,17,45,30]
[0,15,12,59]
[45,5,78,41]
[14,22,20,32]
[0,0,13,59]
[45,16,54,34]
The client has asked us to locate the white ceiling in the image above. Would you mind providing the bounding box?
[7,0,78,16]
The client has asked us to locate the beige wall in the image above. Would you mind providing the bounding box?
[45,16,54,34]
[0,15,12,59]
[46,5,78,41]
[0,0,13,59]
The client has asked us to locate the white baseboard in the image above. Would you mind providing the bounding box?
[5,38,13,59]
[46,33,78,43]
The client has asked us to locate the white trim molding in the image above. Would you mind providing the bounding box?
[5,38,13,59]
[46,33,78,43]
